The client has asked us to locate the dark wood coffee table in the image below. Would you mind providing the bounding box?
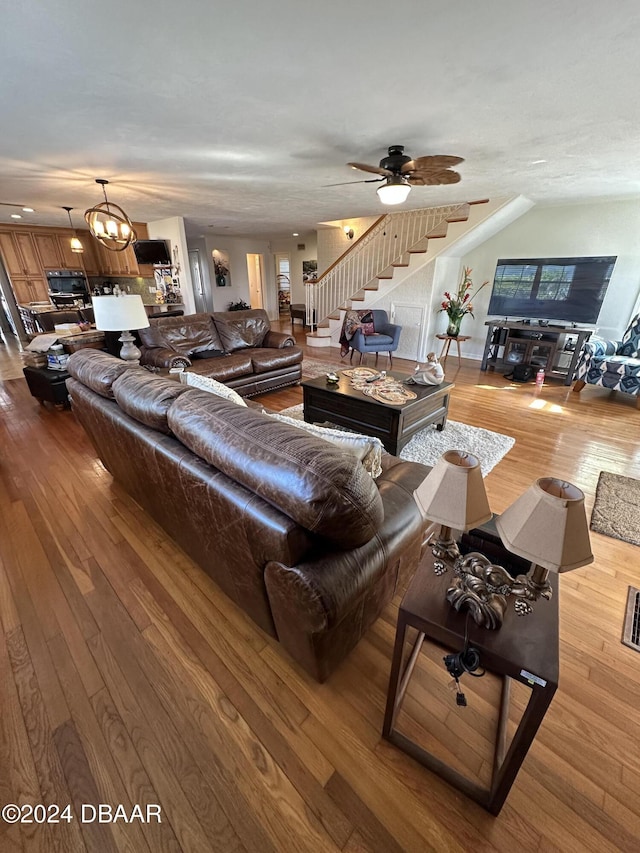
[301,371,454,456]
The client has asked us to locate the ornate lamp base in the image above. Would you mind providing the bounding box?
[118,330,141,365]
[445,552,553,629]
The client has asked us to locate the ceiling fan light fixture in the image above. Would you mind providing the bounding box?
[62,207,84,253]
[85,179,136,252]
[377,175,411,206]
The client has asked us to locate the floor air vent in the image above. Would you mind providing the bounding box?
[622,587,640,652]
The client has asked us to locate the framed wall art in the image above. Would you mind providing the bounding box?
[212,249,231,287]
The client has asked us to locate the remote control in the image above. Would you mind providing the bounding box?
[365,373,381,383]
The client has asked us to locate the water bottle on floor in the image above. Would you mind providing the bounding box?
[536,368,545,389]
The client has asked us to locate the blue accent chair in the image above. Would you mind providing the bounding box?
[349,309,402,367]
[573,313,640,407]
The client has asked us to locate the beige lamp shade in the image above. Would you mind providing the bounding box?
[496,478,593,572]
[413,450,492,531]
[92,295,150,332]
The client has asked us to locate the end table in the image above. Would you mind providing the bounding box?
[383,549,558,815]
[436,334,471,367]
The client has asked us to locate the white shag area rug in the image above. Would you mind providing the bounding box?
[280,404,515,475]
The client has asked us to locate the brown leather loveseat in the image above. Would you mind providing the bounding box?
[138,308,303,397]
[66,349,429,681]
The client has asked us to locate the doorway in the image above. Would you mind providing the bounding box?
[246,254,264,309]
[275,253,291,316]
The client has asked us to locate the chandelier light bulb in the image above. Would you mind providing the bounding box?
[84,178,136,252]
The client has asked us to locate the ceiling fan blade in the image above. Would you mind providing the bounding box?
[401,155,464,174]
[408,170,462,186]
[323,177,385,187]
[347,161,393,176]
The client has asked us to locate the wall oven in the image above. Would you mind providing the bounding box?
[46,270,90,307]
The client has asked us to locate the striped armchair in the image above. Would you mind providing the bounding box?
[573,313,640,407]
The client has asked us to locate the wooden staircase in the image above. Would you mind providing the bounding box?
[305,197,525,349]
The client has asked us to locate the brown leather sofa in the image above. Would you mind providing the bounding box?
[66,349,429,681]
[138,308,303,397]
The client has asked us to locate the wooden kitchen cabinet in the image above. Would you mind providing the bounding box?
[57,232,84,269]
[0,229,44,277]
[13,232,42,275]
[0,231,26,277]
[77,230,100,275]
[33,233,64,268]
[12,277,49,304]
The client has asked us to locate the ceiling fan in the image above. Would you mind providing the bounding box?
[328,145,464,205]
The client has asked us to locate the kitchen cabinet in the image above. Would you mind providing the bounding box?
[0,230,43,277]
[12,277,49,305]
[77,230,100,275]
[57,232,83,269]
[33,233,63,268]
[13,233,42,275]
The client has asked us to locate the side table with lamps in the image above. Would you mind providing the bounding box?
[383,449,593,814]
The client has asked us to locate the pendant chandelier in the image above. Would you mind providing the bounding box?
[84,179,136,252]
[62,207,84,253]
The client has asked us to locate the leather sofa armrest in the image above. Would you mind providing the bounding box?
[140,347,192,368]
[266,461,429,633]
[263,330,296,348]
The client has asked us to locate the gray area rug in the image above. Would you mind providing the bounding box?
[280,404,515,476]
[591,471,640,547]
[302,358,350,379]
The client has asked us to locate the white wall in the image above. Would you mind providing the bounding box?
[146,216,196,315]
[367,199,640,361]
[317,216,378,275]
[199,235,276,317]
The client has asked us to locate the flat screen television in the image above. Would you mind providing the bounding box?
[133,239,171,265]
[487,256,616,324]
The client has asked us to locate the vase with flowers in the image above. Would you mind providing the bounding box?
[439,266,489,337]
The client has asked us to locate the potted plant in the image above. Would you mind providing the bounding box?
[439,267,489,336]
[228,299,250,311]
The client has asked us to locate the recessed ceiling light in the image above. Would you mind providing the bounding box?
[292,232,299,236]
[22,207,34,212]
[10,214,22,219]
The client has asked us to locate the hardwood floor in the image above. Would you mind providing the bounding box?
[1,322,640,851]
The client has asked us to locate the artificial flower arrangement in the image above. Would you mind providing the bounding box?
[439,266,489,336]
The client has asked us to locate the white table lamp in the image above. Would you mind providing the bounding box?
[92,295,150,364]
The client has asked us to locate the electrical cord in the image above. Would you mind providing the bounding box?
[443,613,485,706]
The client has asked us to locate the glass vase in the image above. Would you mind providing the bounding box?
[446,316,462,337]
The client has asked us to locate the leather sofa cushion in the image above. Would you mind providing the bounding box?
[213,309,270,351]
[139,313,225,356]
[112,370,192,434]
[167,393,384,548]
[67,349,135,398]
[250,347,302,374]
[185,352,255,381]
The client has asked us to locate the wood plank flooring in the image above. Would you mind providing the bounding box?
[1,323,640,851]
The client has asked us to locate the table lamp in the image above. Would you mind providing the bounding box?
[495,476,594,602]
[446,477,594,629]
[413,450,492,565]
[92,295,150,364]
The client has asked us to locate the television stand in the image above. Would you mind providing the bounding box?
[481,321,594,385]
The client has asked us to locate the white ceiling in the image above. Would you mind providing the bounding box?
[2,1,640,239]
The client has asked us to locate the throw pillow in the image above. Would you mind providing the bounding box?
[360,311,375,336]
[179,371,247,406]
[269,412,383,478]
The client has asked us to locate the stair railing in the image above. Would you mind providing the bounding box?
[306,204,467,330]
